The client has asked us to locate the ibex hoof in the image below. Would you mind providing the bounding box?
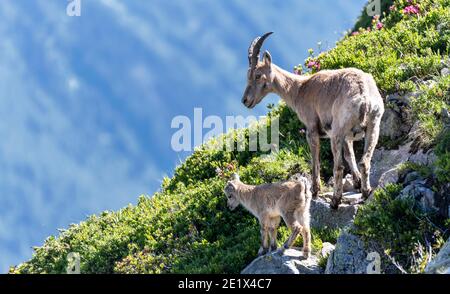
[362,188,372,200]
[312,190,319,199]
[303,250,311,259]
[330,198,341,210]
[258,247,268,256]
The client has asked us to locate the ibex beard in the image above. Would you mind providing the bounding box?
[224,174,312,258]
[242,32,385,209]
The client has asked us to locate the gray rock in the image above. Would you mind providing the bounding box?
[441,67,450,77]
[441,108,450,126]
[325,231,371,274]
[385,92,420,106]
[403,171,421,185]
[425,238,450,274]
[399,184,437,212]
[370,143,412,187]
[380,108,404,140]
[319,191,363,206]
[310,197,359,230]
[409,150,436,166]
[327,174,357,193]
[370,142,436,188]
[422,80,437,89]
[378,167,400,188]
[241,248,322,274]
[380,93,418,141]
[340,193,363,206]
[321,242,335,258]
[343,174,357,192]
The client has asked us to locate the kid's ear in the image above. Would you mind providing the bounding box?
[263,50,272,66]
[225,181,236,193]
[231,173,240,181]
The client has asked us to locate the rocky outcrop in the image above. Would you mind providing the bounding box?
[327,174,359,193]
[379,92,416,141]
[241,248,322,274]
[399,181,437,213]
[377,167,401,188]
[310,194,360,230]
[398,168,448,216]
[370,142,436,188]
[241,126,446,275]
[240,193,362,275]
[370,144,411,187]
[321,242,335,258]
[325,231,371,274]
[425,238,450,274]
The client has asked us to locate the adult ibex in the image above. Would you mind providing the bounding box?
[242,32,384,209]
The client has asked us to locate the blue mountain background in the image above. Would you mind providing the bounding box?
[0,0,365,272]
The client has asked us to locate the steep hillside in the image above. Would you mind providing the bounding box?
[11,0,450,274]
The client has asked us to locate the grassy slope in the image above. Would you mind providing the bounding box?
[12,0,450,274]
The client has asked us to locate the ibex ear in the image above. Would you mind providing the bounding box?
[231,173,240,181]
[225,181,237,193]
[263,50,272,66]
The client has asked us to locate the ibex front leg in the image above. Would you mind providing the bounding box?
[306,130,321,199]
[360,116,381,199]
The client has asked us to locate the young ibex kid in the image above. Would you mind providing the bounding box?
[224,174,312,258]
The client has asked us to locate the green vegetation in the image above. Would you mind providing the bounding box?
[11,0,450,274]
[353,184,448,273]
[311,0,450,145]
[352,0,394,31]
[11,127,336,274]
[434,128,450,184]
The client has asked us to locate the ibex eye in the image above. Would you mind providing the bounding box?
[255,73,262,80]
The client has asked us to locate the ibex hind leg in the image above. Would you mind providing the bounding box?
[359,114,381,200]
[343,139,362,190]
[268,216,281,252]
[258,225,270,256]
[301,226,311,259]
[306,130,321,199]
[330,136,345,209]
[282,214,302,249]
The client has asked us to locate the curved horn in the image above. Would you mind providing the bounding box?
[248,32,273,71]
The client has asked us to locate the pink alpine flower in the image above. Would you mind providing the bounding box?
[376,22,383,30]
[352,31,360,36]
[403,5,420,15]
[307,60,321,71]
